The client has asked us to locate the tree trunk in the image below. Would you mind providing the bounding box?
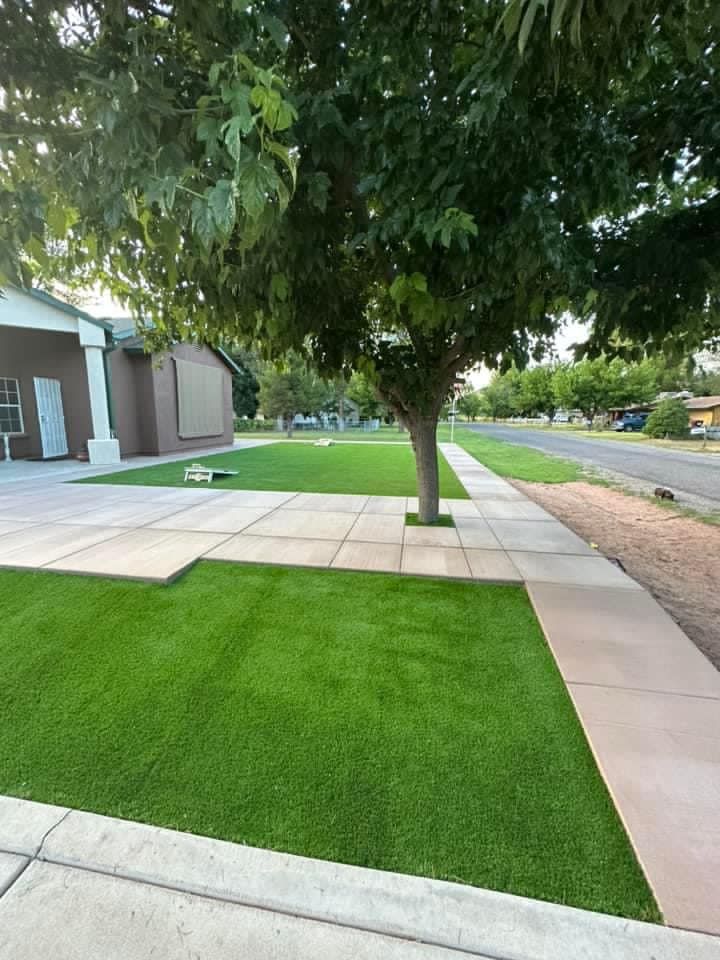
[286,416,294,438]
[409,417,440,524]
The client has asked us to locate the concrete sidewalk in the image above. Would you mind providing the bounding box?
[1,797,718,960]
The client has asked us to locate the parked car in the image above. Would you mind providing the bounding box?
[613,413,649,432]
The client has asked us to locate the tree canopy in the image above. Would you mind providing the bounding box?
[1,0,718,518]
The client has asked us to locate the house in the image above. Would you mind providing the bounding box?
[684,395,720,428]
[0,286,239,465]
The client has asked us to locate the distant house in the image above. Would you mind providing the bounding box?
[684,395,720,429]
[0,286,239,464]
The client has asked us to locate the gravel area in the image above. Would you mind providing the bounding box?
[514,480,720,671]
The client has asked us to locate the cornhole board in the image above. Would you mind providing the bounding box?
[183,463,238,483]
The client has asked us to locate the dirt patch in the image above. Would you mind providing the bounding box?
[514,480,720,671]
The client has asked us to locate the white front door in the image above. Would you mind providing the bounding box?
[33,377,68,458]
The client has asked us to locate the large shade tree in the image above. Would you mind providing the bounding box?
[1,1,717,520]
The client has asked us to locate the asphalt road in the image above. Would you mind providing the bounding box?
[467,424,720,505]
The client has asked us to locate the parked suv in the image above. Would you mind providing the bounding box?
[613,413,649,432]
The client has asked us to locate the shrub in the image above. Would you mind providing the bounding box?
[233,419,275,433]
[643,399,689,439]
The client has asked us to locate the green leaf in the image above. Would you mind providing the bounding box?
[191,196,216,250]
[238,157,274,220]
[500,0,524,39]
[306,172,331,213]
[258,12,289,52]
[518,1,541,55]
[208,61,223,88]
[208,179,236,235]
[266,139,297,188]
[197,116,220,143]
[271,272,289,301]
[223,115,253,162]
[46,202,67,237]
[549,0,570,36]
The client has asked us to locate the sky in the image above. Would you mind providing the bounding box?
[465,316,589,388]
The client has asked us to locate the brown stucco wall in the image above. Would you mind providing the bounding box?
[108,349,159,456]
[0,327,92,460]
[150,344,233,454]
[108,343,233,456]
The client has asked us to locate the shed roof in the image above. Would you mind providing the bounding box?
[16,287,114,332]
[685,395,720,410]
[119,334,241,374]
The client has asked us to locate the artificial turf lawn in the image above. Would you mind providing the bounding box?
[405,512,455,527]
[438,425,582,483]
[79,441,467,498]
[0,564,658,921]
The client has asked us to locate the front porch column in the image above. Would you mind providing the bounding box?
[78,319,121,464]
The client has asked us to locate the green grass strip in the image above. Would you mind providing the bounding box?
[440,425,581,483]
[405,512,455,527]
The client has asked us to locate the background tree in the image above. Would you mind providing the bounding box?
[644,399,691,439]
[1,2,716,520]
[518,365,558,421]
[552,358,657,427]
[690,366,720,397]
[482,371,522,421]
[346,372,384,420]
[258,354,308,438]
[230,348,260,419]
[457,390,485,422]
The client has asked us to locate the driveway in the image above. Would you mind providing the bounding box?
[467,424,720,507]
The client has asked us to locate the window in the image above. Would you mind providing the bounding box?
[0,378,24,435]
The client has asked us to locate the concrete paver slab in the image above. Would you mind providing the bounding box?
[0,502,90,523]
[285,492,370,513]
[0,795,68,856]
[245,508,357,540]
[445,499,482,518]
[211,490,297,508]
[347,513,405,544]
[63,500,189,528]
[465,549,523,583]
[529,584,720,698]
[205,534,340,568]
[475,499,554,521]
[332,541,402,573]
[0,520,41,536]
[0,853,27,897]
[465,487,526,501]
[570,684,720,737]
[148,502,271,534]
[0,524,125,569]
[511,551,642,589]
[454,517,502,549]
[0,861,473,960]
[363,496,408,515]
[88,483,226,505]
[488,519,593,555]
[45,528,228,582]
[573,710,720,933]
[401,545,471,579]
[407,497,449,513]
[403,525,461,548]
[23,802,720,960]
